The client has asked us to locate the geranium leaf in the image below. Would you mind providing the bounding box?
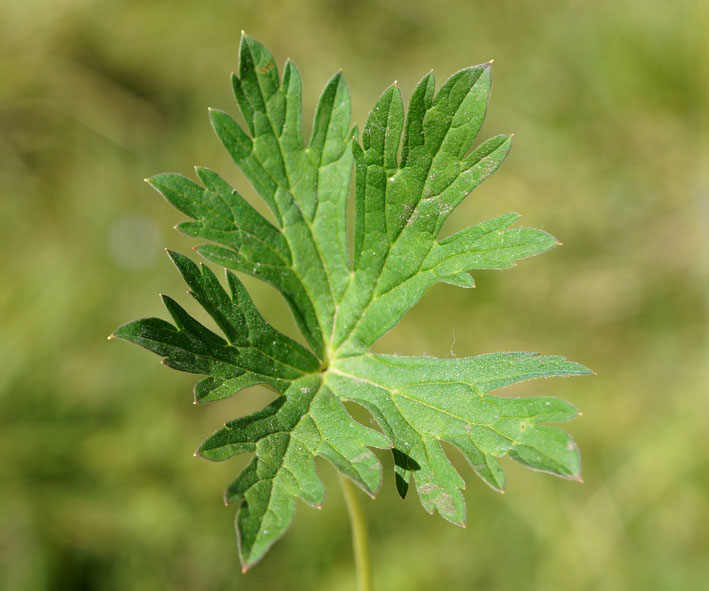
[113,34,591,570]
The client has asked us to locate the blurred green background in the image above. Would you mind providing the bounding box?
[1,0,705,589]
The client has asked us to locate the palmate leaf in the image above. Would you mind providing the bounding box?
[113,34,591,570]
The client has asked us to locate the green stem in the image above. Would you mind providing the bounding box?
[339,474,373,591]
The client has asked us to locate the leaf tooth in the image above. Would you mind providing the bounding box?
[309,69,351,162]
[401,70,435,167]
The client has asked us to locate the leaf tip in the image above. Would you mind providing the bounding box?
[241,565,249,574]
[446,515,466,528]
[106,334,115,341]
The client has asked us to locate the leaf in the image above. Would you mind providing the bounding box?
[113,34,591,570]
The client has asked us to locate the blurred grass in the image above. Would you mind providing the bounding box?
[0,0,706,589]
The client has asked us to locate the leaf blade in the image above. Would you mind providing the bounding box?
[114,37,591,570]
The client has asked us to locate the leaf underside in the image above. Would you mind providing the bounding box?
[113,34,591,570]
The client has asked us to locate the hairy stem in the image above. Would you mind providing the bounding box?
[339,474,373,591]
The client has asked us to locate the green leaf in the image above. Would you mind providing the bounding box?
[113,34,591,570]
